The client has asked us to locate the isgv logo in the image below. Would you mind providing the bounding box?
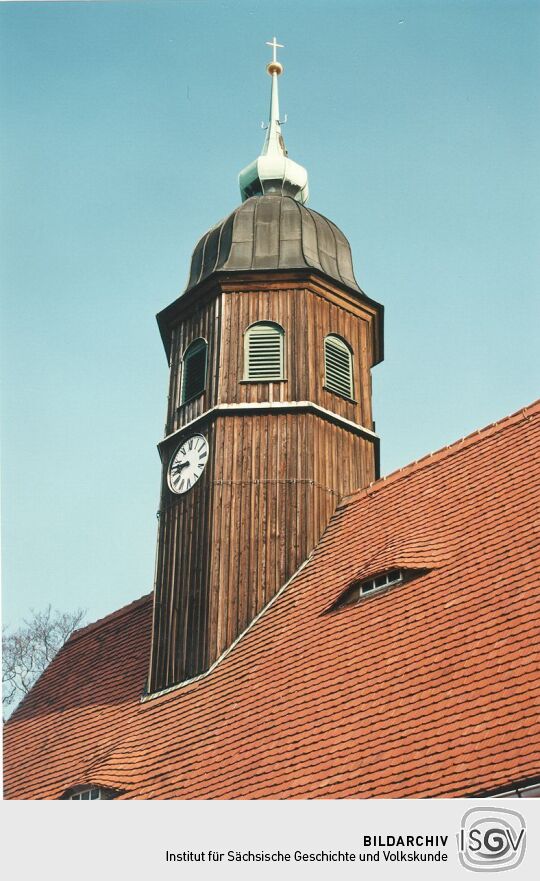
[458,807,526,872]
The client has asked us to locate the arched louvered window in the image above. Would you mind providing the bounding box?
[181,338,208,404]
[244,321,285,381]
[324,334,354,400]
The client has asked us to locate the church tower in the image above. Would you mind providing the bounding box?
[148,40,384,693]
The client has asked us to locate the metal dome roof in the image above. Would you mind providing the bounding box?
[184,195,361,294]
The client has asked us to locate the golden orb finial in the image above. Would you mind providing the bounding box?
[267,60,283,76]
[266,37,284,76]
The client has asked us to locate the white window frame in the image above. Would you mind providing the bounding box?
[243,321,285,382]
[331,569,406,611]
[68,786,103,800]
[358,569,403,598]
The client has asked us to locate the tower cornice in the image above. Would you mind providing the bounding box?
[158,400,379,463]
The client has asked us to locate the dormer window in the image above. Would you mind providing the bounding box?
[324,334,354,400]
[356,569,403,597]
[69,787,101,800]
[181,338,208,404]
[62,784,119,800]
[328,568,422,611]
[244,321,285,381]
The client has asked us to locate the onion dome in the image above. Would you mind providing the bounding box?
[238,37,308,204]
[184,40,361,296]
[185,194,361,294]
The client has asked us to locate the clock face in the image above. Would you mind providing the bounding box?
[168,434,209,495]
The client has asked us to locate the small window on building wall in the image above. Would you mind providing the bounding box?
[244,321,285,381]
[324,334,354,400]
[181,338,208,404]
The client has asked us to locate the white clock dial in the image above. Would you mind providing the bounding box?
[168,434,209,495]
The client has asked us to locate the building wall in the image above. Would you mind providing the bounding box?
[165,275,378,436]
[149,273,379,692]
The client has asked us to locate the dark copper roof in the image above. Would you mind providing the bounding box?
[185,194,361,293]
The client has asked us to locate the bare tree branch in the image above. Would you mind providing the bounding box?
[2,606,86,719]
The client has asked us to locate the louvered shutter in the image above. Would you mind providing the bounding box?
[245,323,284,381]
[324,335,353,399]
[182,339,207,403]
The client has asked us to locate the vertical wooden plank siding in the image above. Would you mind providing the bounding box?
[167,296,222,435]
[217,285,373,428]
[148,275,379,692]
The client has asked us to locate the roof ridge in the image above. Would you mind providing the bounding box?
[67,593,152,645]
[340,398,540,510]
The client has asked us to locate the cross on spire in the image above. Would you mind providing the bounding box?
[238,37,309,205]
[266,36,284,65]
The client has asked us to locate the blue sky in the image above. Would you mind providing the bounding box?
[1,0,539,629]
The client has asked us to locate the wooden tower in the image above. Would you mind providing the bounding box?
[147,43,384,693]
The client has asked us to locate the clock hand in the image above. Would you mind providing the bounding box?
[173,460,190,472]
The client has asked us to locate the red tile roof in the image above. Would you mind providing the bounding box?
[4,401,540,799]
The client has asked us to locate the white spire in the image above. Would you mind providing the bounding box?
[262,37,284,157]
[239,38,309,204]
